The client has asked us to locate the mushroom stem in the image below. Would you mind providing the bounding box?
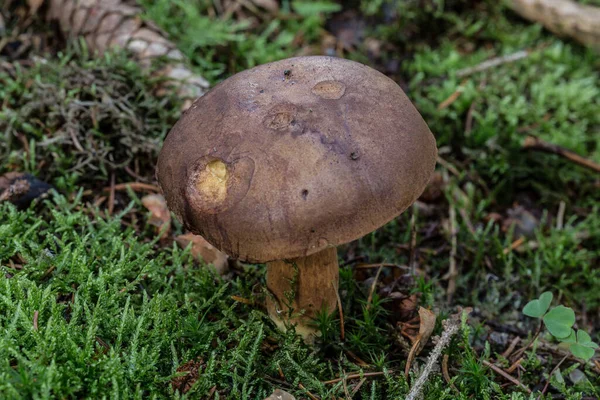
[266,247,339,341]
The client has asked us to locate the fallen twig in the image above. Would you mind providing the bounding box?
[482,360,531,393]
[298,383,319,400]
[350,378,366,397]
[345,350,369,368]
[437,80,468,109]
[501,336,521,359]
[511,320,543,361]
[442,354,459,394]
[523,136,600,174]
[503,236,526,255]
[456,50,529,78]
[506,0,600,50]
[108,173,116,216]
[406,309,470,400]
[322,371,387,385]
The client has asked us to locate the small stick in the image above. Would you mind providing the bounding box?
[322,371,387,385]
[523,136,600,174]
[442,354,459,394]
[342,373,351,400]
[41,265,56,280]
[108,173,116,216]
[503,236,526,255]
[103,182,161,192]
[332,280,345,341]
[33,310,39,331]
[539,354,569,397]
[350,378,366,397]
[207,385,217,397]
[456,50,529,78]
[345,350,369,368]
[366,266,384,312]
[482,360,531,393]
[436,156,461,178]
[405,310,468,400]
[501,336,521,359]
[298,383,319,400]
[556,201,566,230]
[511,320,543,361]
[437,80,468,110]
[506,358,523,374]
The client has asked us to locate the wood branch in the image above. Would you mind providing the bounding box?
[506,0,600,50]
[523,136,600,174]
[39,0,209,108]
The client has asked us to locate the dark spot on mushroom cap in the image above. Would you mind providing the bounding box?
[301,189,309,199]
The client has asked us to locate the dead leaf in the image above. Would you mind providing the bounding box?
[264,389,296,400]
[171,357,204,394]
[141,194,171,238]
[176,233,229,275]
[404,307,437,377]
[415,307,437,353]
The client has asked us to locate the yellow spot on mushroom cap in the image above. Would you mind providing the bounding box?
[195,159,229,205]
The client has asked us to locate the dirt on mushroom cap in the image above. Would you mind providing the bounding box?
[157,56,437,263]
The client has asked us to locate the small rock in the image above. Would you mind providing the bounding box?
[0,172,54,209]
[264,389,296,400]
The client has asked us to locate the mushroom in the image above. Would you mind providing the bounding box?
[157,56,437,340]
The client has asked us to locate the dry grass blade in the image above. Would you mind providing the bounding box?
[332,280,345,341]
[365,265,383,312]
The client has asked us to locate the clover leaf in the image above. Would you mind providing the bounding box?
[523,292,553,318]
[568,330,599,361]
[543,306,575,339]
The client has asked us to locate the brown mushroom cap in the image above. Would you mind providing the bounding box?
[157,56,437,263]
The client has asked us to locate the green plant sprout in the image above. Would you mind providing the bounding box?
[523,292,598,361]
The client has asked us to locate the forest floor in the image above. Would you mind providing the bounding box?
[0,1,599,399]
